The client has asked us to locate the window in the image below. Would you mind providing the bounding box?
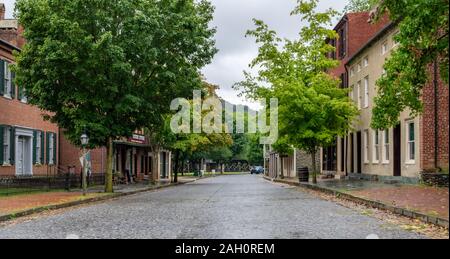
[382,42,388,55]
[350,67,355,77]
[35,131,42,164]
[373,130,380,163]
[363,77,369,108]
[406,121,416,163]
[2,127,11,165]
[357,62,362,72]
[2,61,13,98]
[383,129,390,163]
[364,130,370,164]
[357,81,362,109]
[338,27,346,59]
[46,132,56,165]
[363,56,369,67]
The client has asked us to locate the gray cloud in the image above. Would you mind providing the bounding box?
[2,0,349,110]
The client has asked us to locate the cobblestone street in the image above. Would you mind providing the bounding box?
[0,175,425,239]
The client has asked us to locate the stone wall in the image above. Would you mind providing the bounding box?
[420,172,449,188]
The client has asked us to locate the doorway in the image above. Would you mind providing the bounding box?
[15,132,33,177]
[356,131,362,174]
[349,133,354,173]
[393,124,402,177]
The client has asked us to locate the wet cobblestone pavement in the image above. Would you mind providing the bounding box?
[0,175,424,239]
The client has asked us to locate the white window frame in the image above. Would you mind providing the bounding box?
[36,132,42,164]
[373,130,380,164]
[357,81,362,110]
[382,129,390,164]
[363,56,369,67]
[382,42,388,55]
[2,128,11,165]
[48,133,55,165]
[3,62,12,99]
[350,67,355,77]
[364,76,369,108]
[406,120,416,164]
[357,62,362,72]
[364,130,370,164]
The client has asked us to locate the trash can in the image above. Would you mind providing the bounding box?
[298,167,309,183]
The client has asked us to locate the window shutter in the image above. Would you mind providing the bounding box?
[40,131,45,164]
[33,130,37,164]
[46,132,50,164]
[53,133,57,165]
[9,127,15,165]
[0,125,4,164]
[10,71,16,99]
[0,60,4,96]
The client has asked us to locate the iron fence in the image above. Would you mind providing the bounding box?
[0,170,105,197]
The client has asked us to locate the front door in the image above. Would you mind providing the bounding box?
[356,132,362,174]
[393,124,402,177]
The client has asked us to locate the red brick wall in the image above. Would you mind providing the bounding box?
[330,12,390,79]
[0,46,59,177]
[59,129,107,175]
[420,64,450,172]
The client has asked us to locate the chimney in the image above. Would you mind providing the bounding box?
[0,3,5,20]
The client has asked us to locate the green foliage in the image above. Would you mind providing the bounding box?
[13,0,217,148]
[343,0,378,13]
[234,0,358,171]
[371,0,449,129]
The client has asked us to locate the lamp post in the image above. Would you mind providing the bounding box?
[80,132,89,196]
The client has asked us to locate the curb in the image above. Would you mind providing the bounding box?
[0,179,198,224]
[264,176,449,229]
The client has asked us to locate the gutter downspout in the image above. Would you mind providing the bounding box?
[344,63,350,176]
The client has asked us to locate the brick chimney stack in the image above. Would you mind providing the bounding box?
[0,3,5,20]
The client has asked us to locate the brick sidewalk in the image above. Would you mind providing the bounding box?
[271,177,449,221]
[0,192,107,217]
[0,177,201,221]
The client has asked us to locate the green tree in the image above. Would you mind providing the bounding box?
[234,0,358,183]
[271,137,293,179]
[343,0,378,13]
[246,134,265,166]
[371,0,449,129]
[14,0,217,192]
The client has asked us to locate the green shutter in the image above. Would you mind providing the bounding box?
[9,127,15,165]
[0,60,4,96]
[40,131,45,164]
[33,130,37,164]
[46,132,50,164]
[0,125,4,164]
[10,71,15,99]
[53,133,57,165]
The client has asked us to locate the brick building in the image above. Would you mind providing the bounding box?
[321,12,390,174]
[335,22,449,181]
[0,13,59,177]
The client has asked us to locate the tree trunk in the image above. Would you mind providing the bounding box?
[173,150,180,183]
[104,137,114,193]
[311,151,317,184]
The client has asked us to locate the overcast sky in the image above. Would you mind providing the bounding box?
[2,0,349,110]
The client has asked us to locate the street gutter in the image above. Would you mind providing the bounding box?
[263,176,449,229]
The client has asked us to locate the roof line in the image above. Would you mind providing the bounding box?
[0,38,21,52]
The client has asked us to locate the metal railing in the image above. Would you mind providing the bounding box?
[0,166,105,197]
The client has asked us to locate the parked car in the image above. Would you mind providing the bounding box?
[250,166,264,175]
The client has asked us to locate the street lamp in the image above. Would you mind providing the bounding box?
[80,132,89,196]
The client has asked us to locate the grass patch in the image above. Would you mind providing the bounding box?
[0,188,49,197]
